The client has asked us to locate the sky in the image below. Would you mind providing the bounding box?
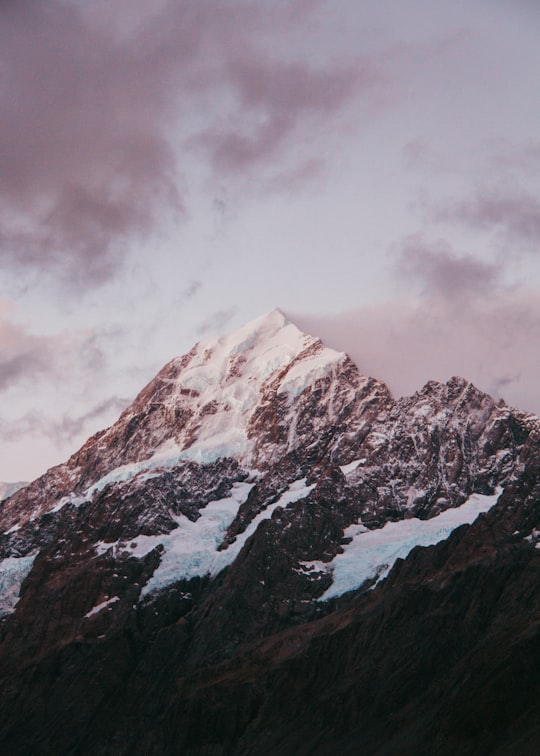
[2,0,540,482]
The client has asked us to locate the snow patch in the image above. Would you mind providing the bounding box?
[278,349,344,398]
[0,552,37,617]
[0,481,28,501]
[51,493,89,513]
[139,476,316,597]
[93,475,316,599]
[84,595,119,618]
[339,458,366,475]
[304,489,502,601]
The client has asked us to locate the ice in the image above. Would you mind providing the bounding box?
[304,489,502,601]
[339,458,366,475]
[140,476,316,597]
[0,481,28,501]
[0,552,37,617]
[92,475,316,599]
[83,595,119,618]
[99,479,257,596]
[278,348,344,398]
[87,459,162,496]
[50,493,89,513]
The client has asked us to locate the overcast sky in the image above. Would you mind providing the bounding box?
[2,0,540,481]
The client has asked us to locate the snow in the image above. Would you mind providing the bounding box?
[83,595,119,618]
[0,481,28,502]
[303,489,502,601]
[278,348,344,398]
[339,458,366,475]
[87,457,175,496]
[0,552,37,617]
[93,475,316,598]
[140,476,316,597]
[86,310,346,494]
[50,493,89,513]
[524,528,540,545]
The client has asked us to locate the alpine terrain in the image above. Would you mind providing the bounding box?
[1,309,539,755]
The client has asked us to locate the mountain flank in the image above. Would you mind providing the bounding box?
[1,309,539,754]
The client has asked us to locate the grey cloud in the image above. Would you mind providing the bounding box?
[0,396,130,445]
[195,52,378,175]
[0,0,185,289]
[1,0,372,290]
[262,158,325,195]
[179,280,202,303]
[442,190,540,250]
[0,313,56,390]
[396,236,500,300]
[0,352,49,391]
[0,301,116,393]
[405,140,540,254]
[401,139,451,174]
[54,396,131,443]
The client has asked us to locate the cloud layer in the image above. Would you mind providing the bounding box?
[0,0,374,289]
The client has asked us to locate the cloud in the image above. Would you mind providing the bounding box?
[439,189,540,252]
[194,50,377,176]
[337,136,540,415]
[293,287,540,415]
[403,138,540,256]
[0,298,119,395]
[1,0,378,290]
[401,138,453,175]
[0,0,185,289]
[0,397,130,445]
[0,301,60,390]
[177,280,202,304]
[396,235,500,301]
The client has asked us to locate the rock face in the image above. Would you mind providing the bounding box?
[0,309,539,754]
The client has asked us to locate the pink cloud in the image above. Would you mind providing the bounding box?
[195,49,380,175]
[0,397,129,446]
[0,0,378,289]
[0,298,117,393]
[293,288,540,416]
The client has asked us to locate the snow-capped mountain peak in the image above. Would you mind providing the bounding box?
[167,307,345,403]
[0,310,361,526]
[0,310,539,755]
[90,308,350,480]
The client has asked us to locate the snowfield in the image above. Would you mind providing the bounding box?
[0,553,37,617]
[302,489,502,600]
[95,476,317,598]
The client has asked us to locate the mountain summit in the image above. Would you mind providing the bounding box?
[1,311,539,754]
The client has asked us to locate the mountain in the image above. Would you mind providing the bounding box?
[1,309,539,754]
[0,480,27,502]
